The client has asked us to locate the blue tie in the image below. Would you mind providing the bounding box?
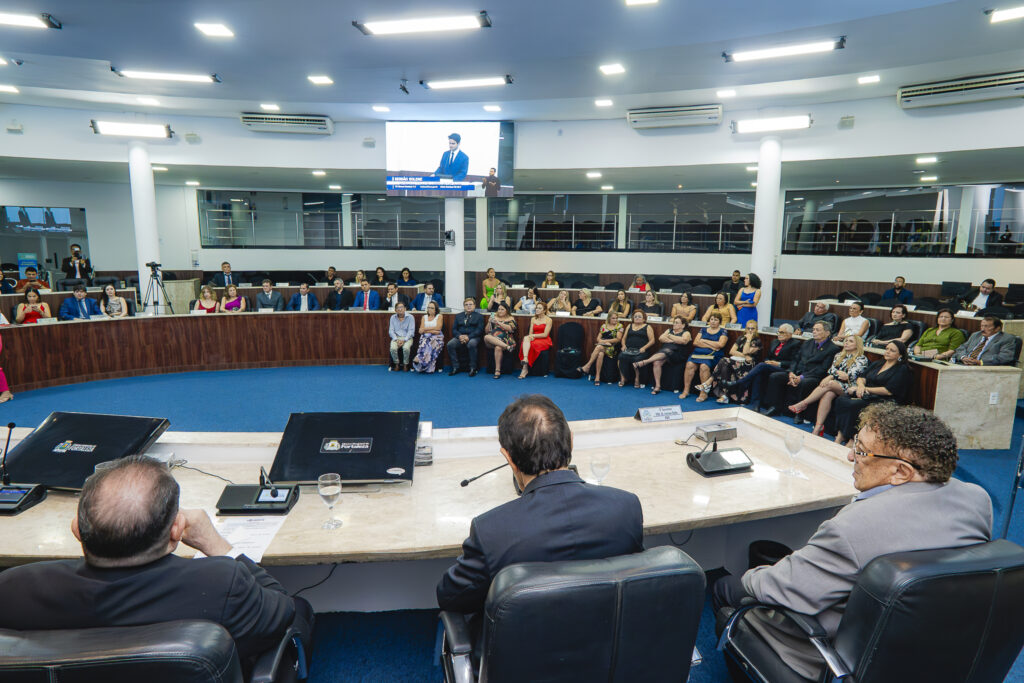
[79,300,87,319]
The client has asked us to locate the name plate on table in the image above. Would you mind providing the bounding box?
[554,311,570,317]
[659,288,672,294]
[634,405,684,423]
[628,287,641,292]
[592,286,605,290]
[648,315,664,322]
[276,282,290,287]
[258,307,275,313]
[905,304,916,311]
[843,299,859,305]
[190,309,206,315]
[955,310,977,318]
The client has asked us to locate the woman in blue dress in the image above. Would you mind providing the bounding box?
[680,312,729,401]
[734,272,761,327]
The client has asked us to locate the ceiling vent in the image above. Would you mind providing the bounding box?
[240,113,334,134]
[897,71,1024,109]
[626,104,723,129]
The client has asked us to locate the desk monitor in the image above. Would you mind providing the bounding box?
[5,412,170,490]
[940,281,971,297]
[269,412,419,484]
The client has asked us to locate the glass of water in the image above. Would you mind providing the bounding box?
[590,453,611,485]
[318,473,343,529]
[780,433,806,479]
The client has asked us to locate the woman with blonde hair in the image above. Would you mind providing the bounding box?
[606,289,631,319]
[486,282,512,312]
[788,334,869,436]
[194,285,219,313]
[547,289,573,314]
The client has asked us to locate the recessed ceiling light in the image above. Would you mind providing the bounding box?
[586,171,602,178]
[716,89,737,98]
[308,75,333,85]
[90,120,172,138]
[194,22,234,37]
[329,184,342,190]
[0,84,19,93]
[152,166,168,172]
[595,98,613,107]
[793,196,804,200]
[601,185,614,191]
[137,96,160,106]
[0,12,60,29]
[260,103,280,111]
[677,184,683,189]
[312,170,326,176]
[420,75,510,89]
[857,74,880,84]
[599,63,625,75]
[372,105,390,112]
[0,57,7,66]
[746,166,758,172]
[483,104,501,112]
[920,176,938,182]
[186,181,200,186]
[989,5,1024,22]
[354,12,490,35]
[751,182,758,187]
[725,37,845,63]
[916,156,937,164]
[626,0,659,5]
[733,114,811,134]
[119,70,217,83]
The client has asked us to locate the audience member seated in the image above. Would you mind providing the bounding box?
[352,269,367,286]
[480,267,501,309]
[579,311,624,386]
[952,316,1017,366]
[0,455,314,668]
[0,267,12,294]
[15,288,51,324]
[962,278,1002,311]
[61,243,92,282]
[15,266,49,292]
[193,285,219,314]
[221,284,247,313]
[794,301,837,335]
[606,289,631,319]
[760,321,836,417]
[398,267,417,286]
[372,266,388,286]
[619,310,656,388]
[723,324,801,408]
[437,395,643,617]
[547,289,573,314]
[788,335,868,435]
[256,279,286,311]
[513,286,539,314]
[712,404,991,681]
[542,270,560,288]
[486,283,512,313]
[323,266,337,285]
[734,272,761,327]
[412,301,445,373]
[573,288,603,317]
[59,284,102,320]
[633,316,691,395]
[518,300,552,379]
[352,280,380,310]
[631,274,649,291]
[286,282,320,311]
[723,269,743,298]
[833,301,869,341]
[412,283,444,311]
[913,308,965,360]
[682,313,728,401]
[709,319,762,404]
[381,282,410,311]
[99,283,128,318]
[702,292,737,326]
[484,302,518,379]
[323,279,352,311]
[831,340,912,444]
[447,298,486,376]
[637,290,663,317]
[871,304,913,345]
[882,275,913,304]
[209,261,238,287]
[388,302,414,371]
[669,291,697,323]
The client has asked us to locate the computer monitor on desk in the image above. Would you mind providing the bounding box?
[940,281,971,298]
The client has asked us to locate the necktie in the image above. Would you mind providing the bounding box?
[968,338,987,360]
[79,301,87,319]
[226,274,231,285]
[364,294,369,310]
[449,151,455,165]
[74,262,80,278]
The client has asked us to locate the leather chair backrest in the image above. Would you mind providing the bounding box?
[908,319,925,345]
[866,317,880,338]
[604,282,625,291]
[691,284,712,294]
[480,546,705,683]
[555,321,585,350]
[860,292,882,305]
[92,276,120,288]
[0,620,243,683]
[58,278,85,292]
[834,539,1024,683]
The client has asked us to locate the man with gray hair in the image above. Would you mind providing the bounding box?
[722,323,802,407]
[794,302,838,335]
[761,320,837,418]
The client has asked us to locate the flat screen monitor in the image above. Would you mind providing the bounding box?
[940,281,971,297]
[4,412,171,490]
[268,412,419,484]
[386,121,514,198]
[0,205,82,233]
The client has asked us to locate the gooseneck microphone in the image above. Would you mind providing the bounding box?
[1,422,15,485]
[460,462,509,487]
[259,466,278,496]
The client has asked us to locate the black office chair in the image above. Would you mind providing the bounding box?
[865,317,880,339]
[720,539,1024,683]
[92,276,120,289]
[979,305,1012,320]
[672,282,694,293]
[691,284,712,294]
[813,293,836,301]
[877,297,900,308]
[1011,335,1023,364]
[0,619,306,683]
[521,279,536,289]
[553,321,585,378]
[604,281,625,291]
[1005,283,1024,306]
[440,546,705,683]
[125,298,137,317]
[913,297,940,312]
[906,319,925,347]
[58,278,86,292]
[570,280,591,289]
[860,292,881,305]
[836,290,859,302]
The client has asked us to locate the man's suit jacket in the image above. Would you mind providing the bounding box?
[286,293,320,311]
[795,311,838,334]
[436,469,644,614]
[951,330,1018,366]
[881,287,913,304]
[255,291,284,311]
[792,339,838,380]
[435,150,469,181]
[962,288,1003,310]
[61,256,92,281]
[209,272,240,287]
[0,553,296,662]
[326,289,355,311]
[451,311,486,340]
[411,292,444,311]
[741,479,991,678]
[762,337,803,371]
[379,292,410,311]
[58,296,102,320]
[351,290,380,310]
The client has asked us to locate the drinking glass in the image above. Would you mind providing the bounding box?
[318,473,343,529]
[590,453,611,485]
[780,433,807,479]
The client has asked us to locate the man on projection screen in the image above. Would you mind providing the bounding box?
[435,133,469,181]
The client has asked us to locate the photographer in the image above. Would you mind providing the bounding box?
[61,243,92,283]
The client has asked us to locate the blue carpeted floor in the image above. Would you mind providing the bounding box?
[6,366,1024,681]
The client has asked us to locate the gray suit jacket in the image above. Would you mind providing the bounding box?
[741,479,992,678]
[255,291,284,311]
[951,330,1017,366]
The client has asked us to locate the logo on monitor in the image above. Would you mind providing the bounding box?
[320,438,373,454]
[52,440,98,454]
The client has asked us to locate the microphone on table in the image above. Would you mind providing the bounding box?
[1,422,15,485]
[688,436,717,460]
[460,462,509,487]
[259,466,278,496]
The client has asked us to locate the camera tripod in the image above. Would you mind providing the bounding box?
[142,266,174,314]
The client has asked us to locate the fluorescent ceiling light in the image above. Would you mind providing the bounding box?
[920,176,938,182]
[120,70,216,83]
[746,166,758,172]
[990,6,1024,22]
[90,120,172,138]
[354,12,490,35]
[733,114,811,134]
[857,74,880,84]
[312,170,326,176]
[260,103,280,111]
[586,171,602,178]
[186,180,200,186]
[152,166,168,171]
[329,184,342,190]
[137,96,160,106]
[726,37,844,63]
[793,197,804,200]
[601,185,614,191]
[230,198,244,202]
[308,75,333,85]
[599,63,625,75]
[916,156,937,164]
[626,0,659,5]
[595,98,613,107]
[0,12,59,28]
[372,105,390,112]
[194,22,234,37]
[483,104,501,112]
[716,89,737,98]
[421,75,509,89]
[0,84,19,93]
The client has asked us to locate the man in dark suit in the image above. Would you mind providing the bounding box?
[434,133,469,181]
[255,279,284,311]
[724,324,803,407]
[286,282,321,311]
[209,261,238,287]
[761,321,837,417]
[437,395,644,615]
[61,243,92,283]
[325,278,354,310]
[351,280,380,310]
[446,297,486,375]
[58,284,103,320]
[0,456,312,666]
[952,316,1017,366]
[380,282,410,311]
[881,276,913,304]
[794,302,838,335]
[411,282,444,311]
[962,278,1003,311]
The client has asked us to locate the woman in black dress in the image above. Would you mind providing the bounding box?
[634,315,691,394]
[708,318,762,404]
[617,310,655,388]
[830,340,912,444]
[870,304,914,346]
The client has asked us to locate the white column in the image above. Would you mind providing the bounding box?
[444,198,465,308]
[127,141,162,313]
[475,197,488,252]
[341,194,354,247]
[617,195,628,249]
[750,136,782,326]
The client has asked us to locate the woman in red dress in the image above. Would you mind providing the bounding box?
[518,300,553,379]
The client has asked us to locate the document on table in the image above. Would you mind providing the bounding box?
[194,515,287,562]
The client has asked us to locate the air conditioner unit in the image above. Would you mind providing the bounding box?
[897,71,1024,109]
[626,104,723,129]
[239,113,335,134]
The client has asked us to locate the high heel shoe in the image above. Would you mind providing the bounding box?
[651,387,661,395]
[811,424,825,437]
[696,380,713,393]
[493,371,501,379]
